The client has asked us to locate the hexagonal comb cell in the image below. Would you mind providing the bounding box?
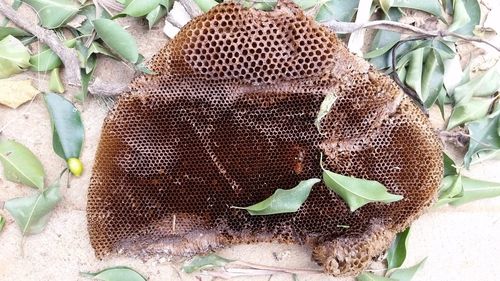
[87,0,442,276]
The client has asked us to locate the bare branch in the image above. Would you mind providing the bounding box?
[179,0,202,18]
[0,0,81,86]
[322,20,500,52]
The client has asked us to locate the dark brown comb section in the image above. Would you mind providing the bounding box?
[87,1,442,276]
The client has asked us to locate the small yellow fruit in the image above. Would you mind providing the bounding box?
[67,158,83,176]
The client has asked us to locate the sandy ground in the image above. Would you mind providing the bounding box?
[1,4,500,281]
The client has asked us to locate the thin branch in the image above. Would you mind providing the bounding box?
[322,20,500,52]
[179,0,202,18]
[0,0,81,86]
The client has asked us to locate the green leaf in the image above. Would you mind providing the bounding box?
[0,35,30,78]
[93,19,139,63]
[449,176,500,206]
[81,266,146,281]
[405,47,425,97]
[368,8,402,69]
[443,152,457,177]
[232,178,320,215]
[463,110,500,168]
[48,68,65,94]
[387,227,410,270]
[438,174,463,200]
[315,92,337,132]
[453,64,500,104]
[0,27,30,40]
[0,215,5,232]
[43,93,84,160]
[293,0,318,10]
[447,97,492,129]
[4,183,61,235]
[76,68,94,102]
[449,0,480,35]
[182,254,232,273]
[421,49,444,108]
[146,5,168,29]
[322,169,403,212]
[21,0,80,29]
[29,39,77,72]
[120,0,160,17]
[357,272,395,281]
[193,0,218,12]
[0,140,45,190]
[389,258,427,281]
[316,0,360,23]
[391,0,444,20]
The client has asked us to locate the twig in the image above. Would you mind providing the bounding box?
[389,35,431,115]
[0,0,81,86]
[179,0,202,18]
[322,20,500,52]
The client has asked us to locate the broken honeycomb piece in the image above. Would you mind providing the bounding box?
[87,0,442,276]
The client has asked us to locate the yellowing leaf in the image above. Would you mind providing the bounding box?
[0,35,31,78]
[48,68,65,93]
[0,79,39,108]
[323,168,403,212]
[232,178,320,215]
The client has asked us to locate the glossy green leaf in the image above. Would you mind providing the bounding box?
[463,110,500,168]
[357,272,395,281]
[315,92,337,132]
[30,39,77,72]
[0,27,30,40]
[0,140,45,190]
[391,0,444,20]
[193,0,218,12]
[183,254,232,273]
[293,0,317,10]
[449,0,480,35]
[449,176,500,206]
[5,183,61,235]
[453,64,500,104]
[443,152,457,177]
[233,178,320,215]
[0,215,5,232]
[405,47,425,97]
[48,68,65,94]
[0,35,30,78]
[316,0,360,23]
[43,93,84,160]
[387,227,410,270]
[21,0,80,29]
[367,8,402,69]
[146,5,168,29]
[81,266,146,281]
[93,19,139,63]
[439,175,463,201]
[322,169,403,212]
[120,0,160,17]
[389,258,427,281]
[421,49,444,108]
[447,98,492,129]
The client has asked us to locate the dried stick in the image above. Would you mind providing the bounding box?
[0,0,81,86]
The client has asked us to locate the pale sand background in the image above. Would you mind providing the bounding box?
[1,3,500,281]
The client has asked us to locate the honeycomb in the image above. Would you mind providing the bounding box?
[87,0,443,276]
